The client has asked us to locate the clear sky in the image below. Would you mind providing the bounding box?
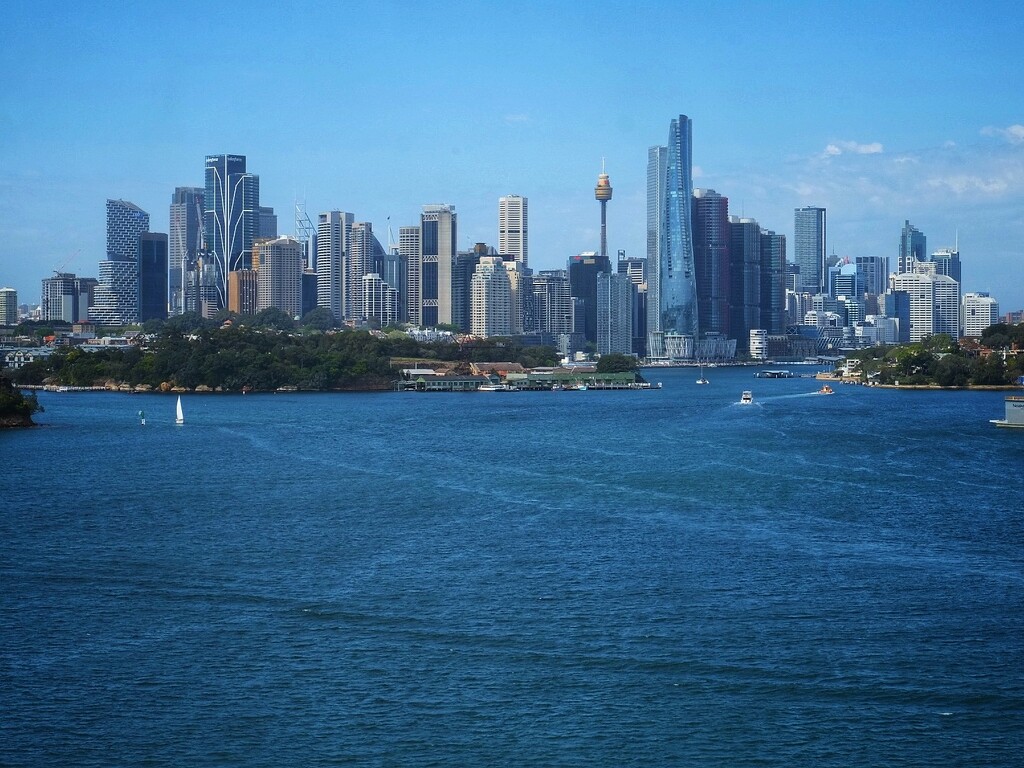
[2,0,1022,311]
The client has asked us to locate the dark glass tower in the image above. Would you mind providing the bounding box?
[169,187,204,316]
[204,154,259,309]
[661,115,698,337]
[794,206,826,294]
[139,233,169,322]
[692,188,730,338]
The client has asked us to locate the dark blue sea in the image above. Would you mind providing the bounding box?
[3,366,1023,767]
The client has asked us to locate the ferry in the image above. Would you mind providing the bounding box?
[740,390,754,405]
[990,395,1024,429]
[817,384,834,395]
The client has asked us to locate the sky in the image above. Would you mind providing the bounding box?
[1,0,1023,311]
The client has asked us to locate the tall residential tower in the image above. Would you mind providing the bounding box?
[794,206,827,294]
[660,114,698,339]
[498,195,528,267]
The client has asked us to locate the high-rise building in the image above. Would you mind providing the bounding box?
[258,206,278,239]
[399,225,421,325]
[531,269,573,336]
[470,256,512,337]
[0,287,17,326]
[498,195,528,267]
[595,166,613,260]
[316,211,353,325]
[596,271,633,355]
[760,229,786,335]
[348,222,387,323]
[930,248,961,284]
[169,187,204,316]
[255,237,303,318]
[898,220,926,274]
[855,255,889,297]
[646,145,667,337]
[90,200,150,325]
[204,154,259,309]
[692,188,730,338]
[139,233,168,322]
[569,251,611,344]
[794,206,826,294]
[503,259,532,335]
[889,270,960,342]
[362,273,398,327]
[228,269,258,316]
[618,258,647,356]
[416,205,457,327]
[729,216,761,353]
[962,292,999,337]
[661,114,698,339]
[41,273,96,323]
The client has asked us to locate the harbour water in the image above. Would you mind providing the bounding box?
[2,366,1023,766]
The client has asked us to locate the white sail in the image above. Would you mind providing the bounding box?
[175,396,184,425]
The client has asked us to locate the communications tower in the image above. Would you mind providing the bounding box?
[595,160,613,260]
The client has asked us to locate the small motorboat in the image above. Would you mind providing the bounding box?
[740,390,754,405]
[818,384,834,395]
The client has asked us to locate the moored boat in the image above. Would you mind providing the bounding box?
[990,395,1024,429]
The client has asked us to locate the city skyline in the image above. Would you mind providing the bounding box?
[1,1,1022,309]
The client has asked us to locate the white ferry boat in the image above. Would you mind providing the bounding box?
[990,395,1024,429]
[740,390,754,405]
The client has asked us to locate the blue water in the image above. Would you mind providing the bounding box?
[2,367,1023,766]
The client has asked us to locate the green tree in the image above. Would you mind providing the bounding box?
[301,307,336,331]
[934,355,971,387]
[253,307,295,331]
[596,353,639,373]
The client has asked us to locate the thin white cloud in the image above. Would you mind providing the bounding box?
[980,124,1024,144]
[822,140,884,158]
[926,174,1009,195]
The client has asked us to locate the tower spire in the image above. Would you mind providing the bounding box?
[594,162,613,260]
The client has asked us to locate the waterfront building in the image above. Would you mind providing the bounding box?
[646,145,667,338]
[661,114,698,340]
[139,233,168,322]
[503,258,533,335]
[962,292,999,337]
[794,206,826,294]
[596,271,633,355]
[169,187,204,316]
[729,216,761,353]
[0,287,17,326]
[692,188,731,339]
[760,230,786,335]
[470,256,512,337]
[415,205,457,328]
[204,154,259,309]
[749,329,768,360]
[255,236,303,318]
[316,210,353,325]
[898,220,927,274]
[498,195,528,267]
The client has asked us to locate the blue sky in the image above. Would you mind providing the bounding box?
[2,0,1022,311]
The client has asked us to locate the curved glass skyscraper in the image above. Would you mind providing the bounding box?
[661,115,698,337]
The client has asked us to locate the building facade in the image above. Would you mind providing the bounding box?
[794,206,826,294]
[692,188,730,338]
[169,187,204,316]
[596,271,633,355]
[470,256,512,337]
[498,195,528,267]
[898,220,927,274]
[416,205,457,327]
[962,292,999,337]
[646,145,667,337]
[255,237,303,318]
[0,287,17,326]
[139,233,168,322]
[316,210,353,325]
[204,154,259,309]
[660,114,698,339]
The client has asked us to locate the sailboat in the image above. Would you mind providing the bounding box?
[696,360,709,385]
[175,396,184,425]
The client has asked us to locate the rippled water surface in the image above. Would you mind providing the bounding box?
[3,367,1023,766]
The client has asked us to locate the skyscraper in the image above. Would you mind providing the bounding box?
[962,292,999,337]
[347,222,386,323]
[596,271,633,355]
[139,233,168,322]
[889,270,960,342]
[595,165,613,260]
[898,220,926,274]
[416,205,457,327]
[316,210,353,325]
[760,229,786,335]
[930,248,961,284]
[646,145,667,337]
[255,236,303,318]
[204,154,259,309]
[531,269,573,336]
[692,188,730,338]
[661,114,698,339]
[729,216,761,352]
[0,287,17,326]
[470,256,512,337]
[498,195,528,267]
[569,251,610,344]
[794,206,826,294]
[169,187,204,316]
[90,200,150,325]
